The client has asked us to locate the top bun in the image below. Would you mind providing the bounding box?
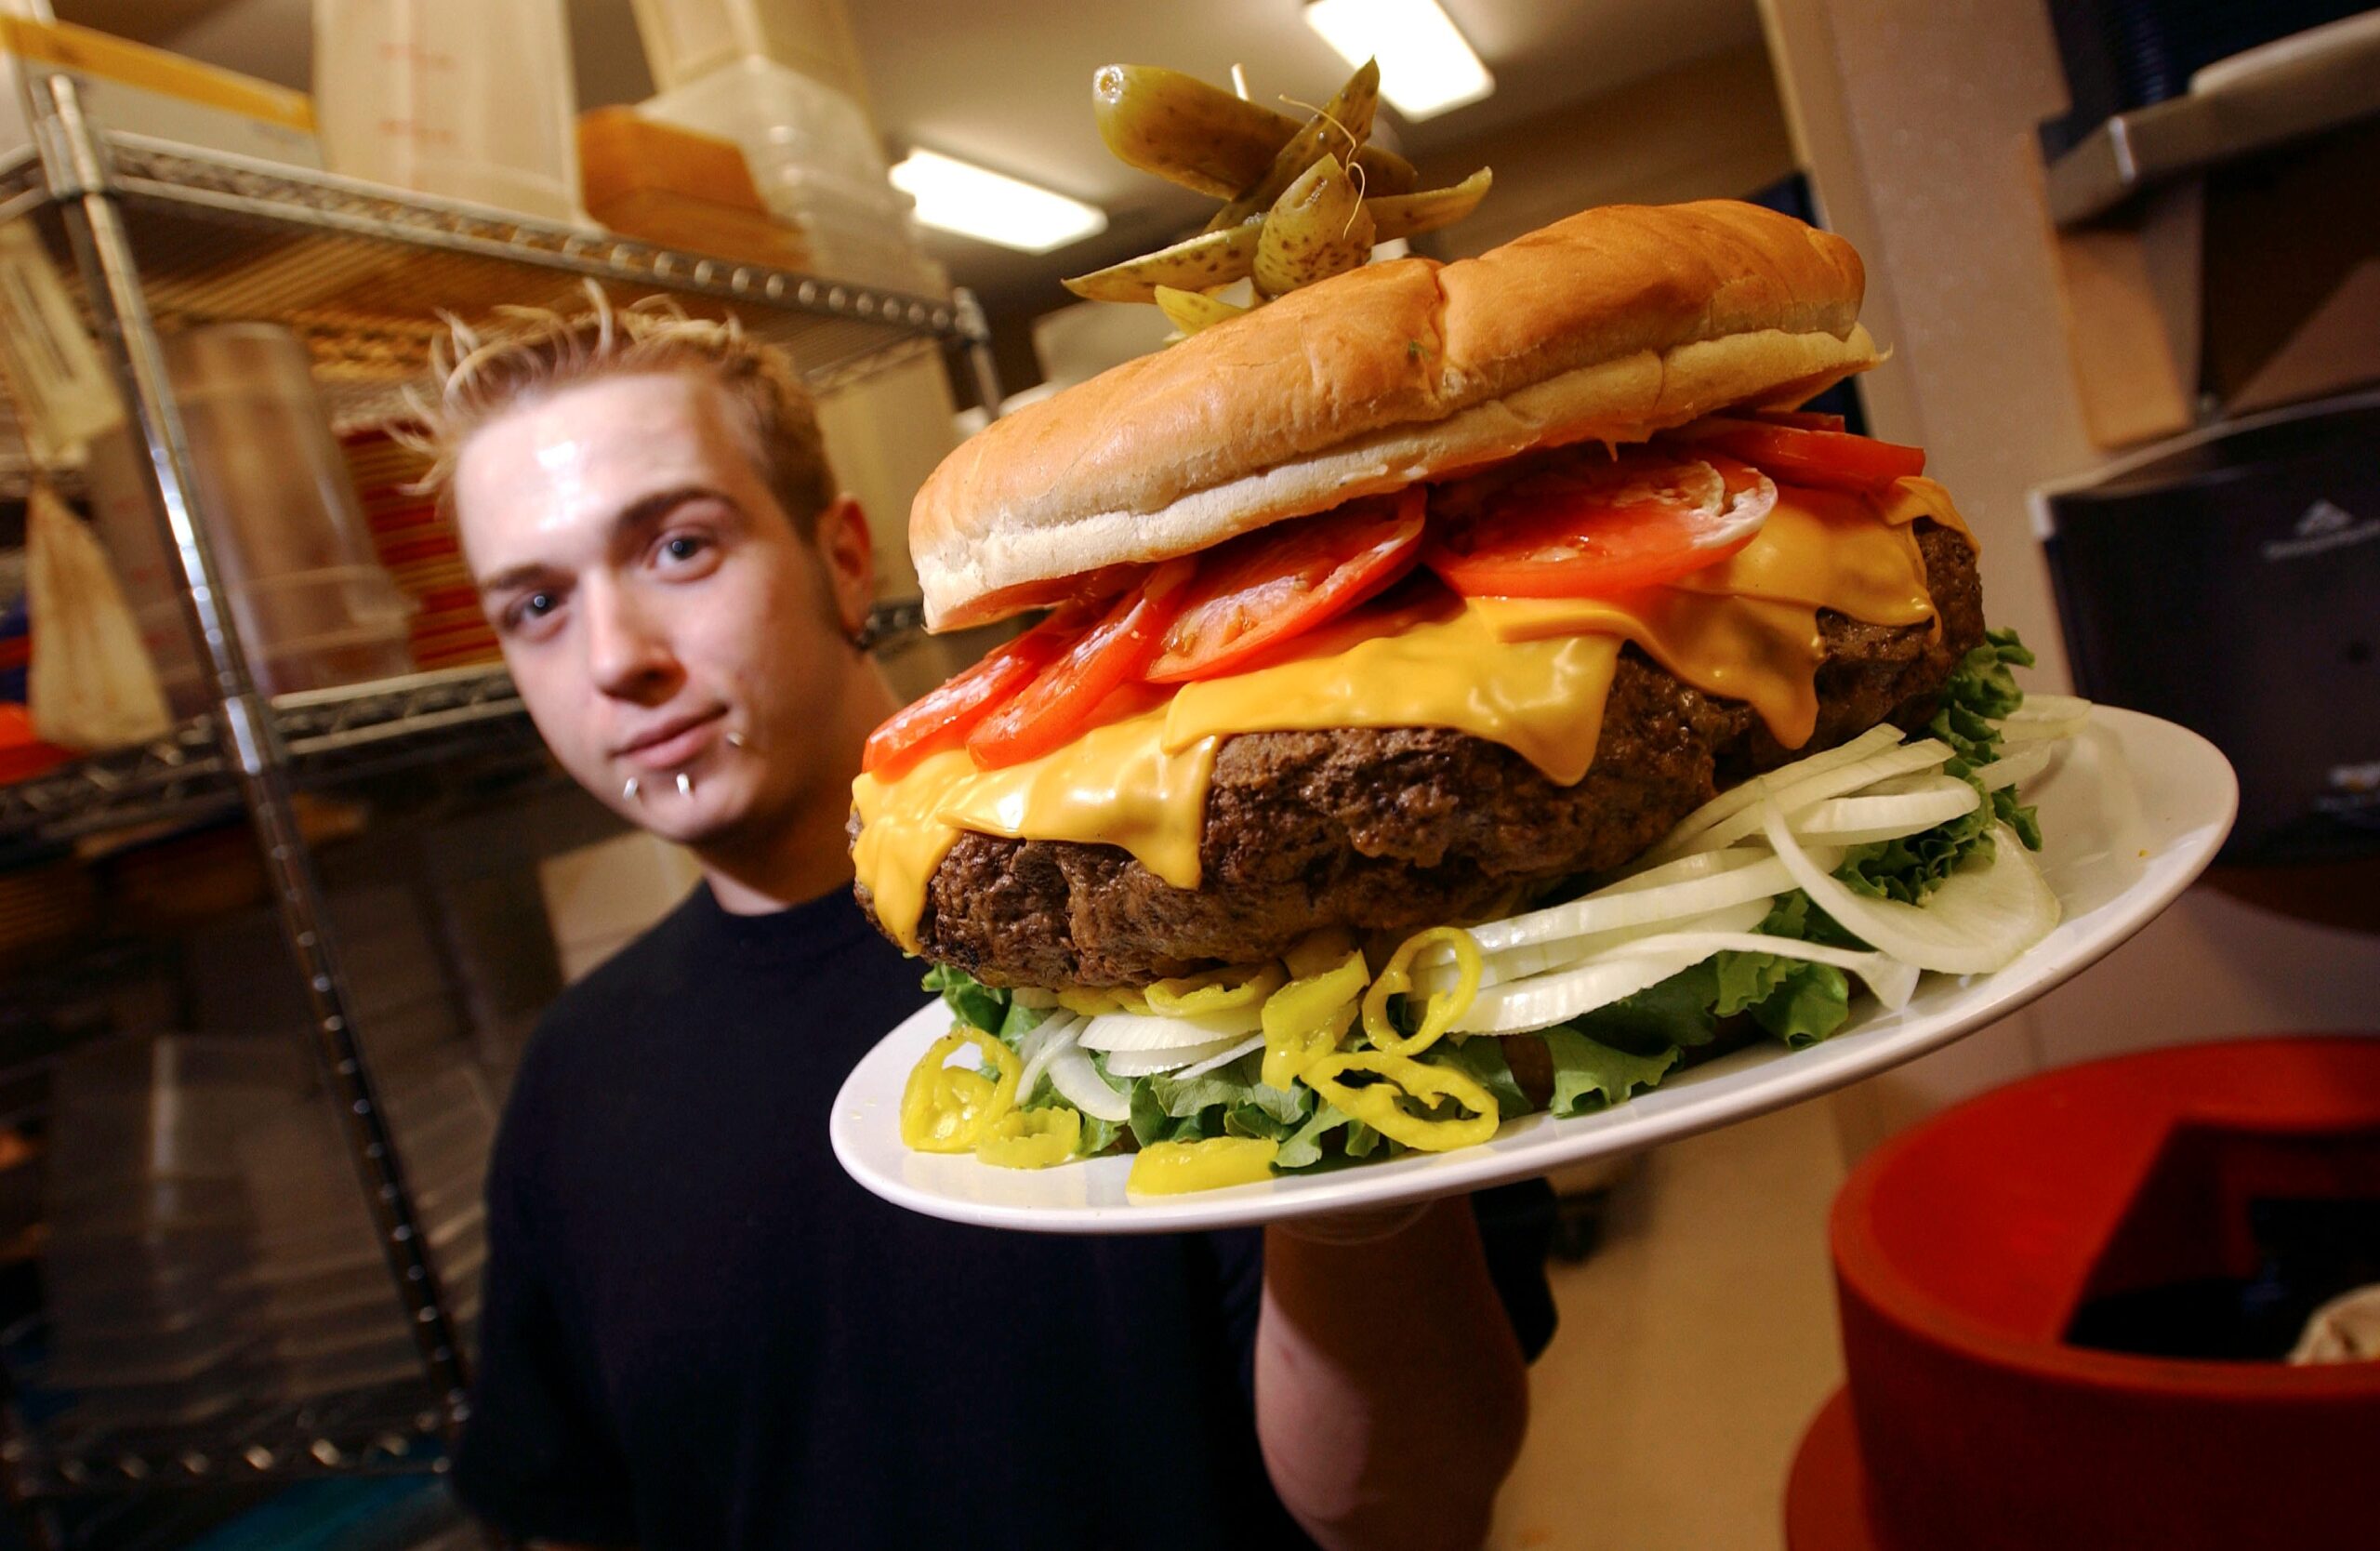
[914,199,1876,630]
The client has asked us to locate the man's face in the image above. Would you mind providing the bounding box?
[455,372,866,848]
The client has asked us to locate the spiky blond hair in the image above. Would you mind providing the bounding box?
[404,284,836,534]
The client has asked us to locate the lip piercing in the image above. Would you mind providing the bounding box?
[677,772,694,798]
[725,732,747,749]
[623,777,641,802]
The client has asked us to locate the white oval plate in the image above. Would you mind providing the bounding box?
[830,707,2236,1235]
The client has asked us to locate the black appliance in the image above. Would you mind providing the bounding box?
[2038,391,2380,865]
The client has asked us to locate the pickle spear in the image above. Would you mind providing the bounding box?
[1153,285,1246,336]
[1062,219,1263,304]
[1205,59,1382,234]
[1366,168,1494,243]
[1093,63,1416,200]
[1253,155,1376,298]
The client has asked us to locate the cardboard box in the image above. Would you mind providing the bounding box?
[0,17,319,170]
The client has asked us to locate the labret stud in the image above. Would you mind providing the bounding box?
[725,731,747,749]
[622,776,641,802]
[676,772,694,799]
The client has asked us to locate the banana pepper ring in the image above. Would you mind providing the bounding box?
[1260,947,1368,1090]
[899,1027,1021,1153]
[1127,1136,1281,1196]
[1360,926,1483,1056]
[976,1105,1083,1170]
[1145,961,1287,1016]
[1304,1050,1500,1153]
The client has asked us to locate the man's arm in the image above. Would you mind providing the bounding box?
[1253,1200,1531,1551]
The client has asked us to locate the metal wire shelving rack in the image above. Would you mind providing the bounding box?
[0,70,1000,1534]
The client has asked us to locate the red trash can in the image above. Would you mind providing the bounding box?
[1789,1035,2380,1551]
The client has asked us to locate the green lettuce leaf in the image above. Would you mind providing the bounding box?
[1422,1035,1533,1120]
[1827,627,2047,911]
[1708,890,1856,1045]
[1226,1102,1296,1142]
[1146,1055,1258,1118]
[1926,628,2043,853]
[1834,797,1995,904]
[921,962,1007,1037]
[1569,961,1721,1052]
[1275,1102,1354,1169]
[1541,1028,1680,1116]
[1143,1054,1308,1126]
[1127,1078,1170,1148]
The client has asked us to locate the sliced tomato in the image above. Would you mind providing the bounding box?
[1145,491,1425,683]
[932,563,1145,630]
[1686,418,1924,492]
[1744,407,1847,432]
[967,560,1197,768]
[1421,449,1778,599]
[861,605,1087,777]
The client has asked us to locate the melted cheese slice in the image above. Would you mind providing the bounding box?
[1880,475,1975,549]
[853,478,1968,949]
[1467,591,1824,749]
[1166,593,1623,785]
[1676,484,1935,624]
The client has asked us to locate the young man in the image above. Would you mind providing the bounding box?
[422,297,1555,1550]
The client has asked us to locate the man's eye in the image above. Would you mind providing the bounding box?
[504,590,561,632]
[662,535,705,563]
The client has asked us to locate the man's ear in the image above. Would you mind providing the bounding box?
[815,494,877,638]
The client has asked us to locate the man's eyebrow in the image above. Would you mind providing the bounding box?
[603,484,747,558]
[474,484,745,599]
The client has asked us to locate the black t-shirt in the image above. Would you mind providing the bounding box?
[454,882,1555,1549]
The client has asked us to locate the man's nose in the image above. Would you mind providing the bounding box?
[581,579,681,702]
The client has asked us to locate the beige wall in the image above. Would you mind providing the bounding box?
[1758,0,2380,1154]
[1419,43,1797,258]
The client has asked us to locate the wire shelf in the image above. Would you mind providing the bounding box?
[0,131,975,442]
[0,665,531,843]
[0,594,925,842]
[3,1377,451,1500]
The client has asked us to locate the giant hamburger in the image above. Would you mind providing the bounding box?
[852,201,2066,1190]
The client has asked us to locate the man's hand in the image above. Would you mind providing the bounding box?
[1253,1197,1530,1551]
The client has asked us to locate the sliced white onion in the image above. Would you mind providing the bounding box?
[1620,930,1920,1012]
[1640,724,1905,864]
[1101,1036,1252,1078]
[1593,848,1766,895]
[1172,1032,1267,1080]
[1992,694,2091,744]
[1793,774,1979,845]
[1045,1037,1131,1122]
[1676,739,1956,857]
[1078,1004,1263,1052]
[1760,802,2059,974]
[1013,1013,1081,1101]
[1416,897,1772,993]
[1436,850,1815,958]
[1450,945,1720,1034]
[1973,743,2052,791]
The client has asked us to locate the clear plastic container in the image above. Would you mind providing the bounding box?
[638,56,942,292]
[311,0,582,222]
[84,324,413,714]
[628,0,870,98]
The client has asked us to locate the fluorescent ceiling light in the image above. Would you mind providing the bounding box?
[1303,0,1495,120]
[889,150,1107,254]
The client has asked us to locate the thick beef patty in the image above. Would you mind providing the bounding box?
[866,524,1983,988]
